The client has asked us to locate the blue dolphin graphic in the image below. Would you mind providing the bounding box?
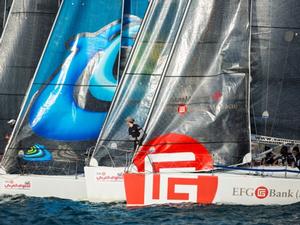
[29,16,142,141]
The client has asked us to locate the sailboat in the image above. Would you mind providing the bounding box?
[85,0,300,206]
[0,0,148,200]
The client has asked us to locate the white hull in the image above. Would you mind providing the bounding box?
[0,166,299,207]
[84,166,126,202]
[124,172,300,206]
[0,174,87,201]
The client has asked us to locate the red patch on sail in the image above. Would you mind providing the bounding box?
[133,133,213,172]
[178,104,187,115]
[212,91,222,102]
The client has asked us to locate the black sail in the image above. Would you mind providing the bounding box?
[251,0,300,140]
[93,0,250,170]
[0,0,58,154]
[0,0,12,35]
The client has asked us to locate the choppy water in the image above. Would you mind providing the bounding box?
[0,195,299,225]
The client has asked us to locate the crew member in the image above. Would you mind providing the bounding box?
[292,146,300,170]
[4,119,16,143]
[275,145,293,166]
[125,117,144,151]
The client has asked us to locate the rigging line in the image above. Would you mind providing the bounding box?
[264,0,273,136]
[116,0,125,84]
[270,38,292,137]
[249,0,257,137]
[252,25,300,30]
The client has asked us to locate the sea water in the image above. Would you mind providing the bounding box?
[0,195,299,225]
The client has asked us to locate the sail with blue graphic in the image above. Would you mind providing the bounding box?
[1,0,149,174]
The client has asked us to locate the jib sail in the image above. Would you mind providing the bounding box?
[92,0,250,172]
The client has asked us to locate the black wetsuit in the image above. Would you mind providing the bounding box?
[292,153,300,170]
[128,124,142,150]
[275,153,294,166]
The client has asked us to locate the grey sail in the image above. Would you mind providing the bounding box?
[251,0,300,141]
[0,0,58,154]
[93,0,250,170]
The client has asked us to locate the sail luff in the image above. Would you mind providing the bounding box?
[247,0,253,159]
[116,0,125,84]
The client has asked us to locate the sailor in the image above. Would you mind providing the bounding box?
[291,146,300,170]
[275,145,293,166]
[16,149,25,174]
[4,119,16,143]
[125,117,144,151]
[262,151,275,166]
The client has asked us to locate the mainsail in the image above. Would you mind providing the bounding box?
[250,0,300,141]
[1,0,148,174]
[93,0,250,171]
[0,0,58,154]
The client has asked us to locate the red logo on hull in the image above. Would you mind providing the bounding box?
[255,186,269,199]
[125,133,216,206]
[124,173,218,205]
